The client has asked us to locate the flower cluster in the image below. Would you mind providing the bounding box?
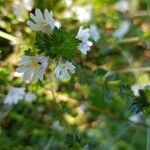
[113,20,130,39]
[4,87,36,105]
[16,8,94,82]
[76,26,93,55]
[13,0,33,21]
[115,0,129,13]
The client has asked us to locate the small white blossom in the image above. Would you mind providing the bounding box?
[89,24,100,42]
[52,121,64,132]
[115,0,129,12]
[77,41,93,55]
[4,87,25,105]
[13,0,33,21]
[54,61,76,80]
[27,8,55,33]
[64,0,72,7]
[113,20,130,39]
[77,103,87,115]
[23,0,33,11]
[63,10,73,18]
[16,55,48,83]
[76,26,93,55]
[25,92,37,102]
[72,5,92,23]
[129,113,144,124]
[131,84,143,97]
[76,26,90,42]
[131,83,150,97]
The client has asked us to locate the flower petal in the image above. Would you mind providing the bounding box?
[27,21,40,31]
[35,8,44,22]
[17,55,33,65]
[32,68,43,82]
[30,13,37,22]
[23,69,33,82]
[16,66,33,73]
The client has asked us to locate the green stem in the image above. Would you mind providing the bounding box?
[115,67,150,73]
[44,138,52,150]
[147,128,150,150]
[118,37,140,44]
[50,90,68,127]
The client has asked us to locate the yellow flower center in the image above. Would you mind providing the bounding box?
[61,64,67,70]
[32,60,39,68]
[39,21,48,27]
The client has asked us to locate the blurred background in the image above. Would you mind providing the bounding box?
[0,0,150,149]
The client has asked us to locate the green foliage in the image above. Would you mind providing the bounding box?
[24,48,37,56]
[35,28,80,60]
[65,133,81,148]
[0,0,149,149]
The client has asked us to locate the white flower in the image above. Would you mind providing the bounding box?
[77,103,87,115]
[25,92,37,102]
[16,55,48,83]
[52,121,64,132]
[27,8,55,33]
[131,83,150,97]
[63,10,73,18]
[113,20,130,39]
[76,26,93,55]
[64,0,72,7]
[83,144,89,150]
[89,24,100,42]
[13,0,33,21]
[131,84,143,97]
[129,113,144,124]
[76,26,90,42]
[54,61,76,80]
[72,5,92,23]
[77,41,93,55]
[4,87,25,105]
[23,0,33,11]
[115,0,129,12]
